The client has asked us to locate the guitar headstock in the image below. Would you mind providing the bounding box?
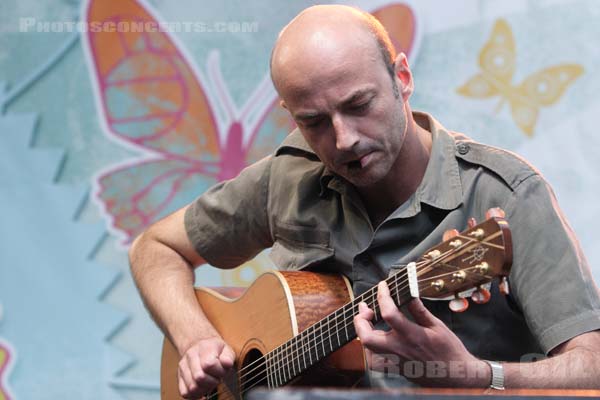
[415,213,512,302]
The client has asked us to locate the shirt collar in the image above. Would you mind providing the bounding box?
[275,128,317,157]
[413,111,463,212]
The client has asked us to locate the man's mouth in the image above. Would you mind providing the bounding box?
[348,160,362,169]
[347,152,373,170]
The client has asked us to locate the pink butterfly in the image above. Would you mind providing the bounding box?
[83,0,295,243]
[83,0,419,244]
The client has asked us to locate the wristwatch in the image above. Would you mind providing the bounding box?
[485,360,505,390]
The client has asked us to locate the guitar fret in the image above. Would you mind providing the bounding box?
[298,335,305,371]
[280,344,285,386]
[298,334,305,372]
[288,340,295,381]
[334,309,341,349]
[327,314,334,350]
[273,346,281,387]
[282,342,290,384]
[306,329,313,366]
[287,340,295,380]
[273,350,279,388]
[343,303,350,341]
[265,353,273,389]
[297,334,303,372]
[278,345,285,387]
[302,331,309,369]
[319,319,326,357]
[311,326,319,364]
[294,339,301,377]
[264,353,269,389]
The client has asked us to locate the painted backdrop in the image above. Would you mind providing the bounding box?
[1,0,599,398]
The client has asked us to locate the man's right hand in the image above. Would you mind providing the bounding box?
[178,337,236,399]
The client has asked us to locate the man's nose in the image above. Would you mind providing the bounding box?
[332,115,359,151]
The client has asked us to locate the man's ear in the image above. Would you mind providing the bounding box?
[279,99,288,110]
[394,52,414,100]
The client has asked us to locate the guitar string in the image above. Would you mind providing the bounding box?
[207,235,501,399]
[229,240,471,384]
[215,239,482,398]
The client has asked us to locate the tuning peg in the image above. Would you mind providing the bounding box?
[468,217,477,228]
[486,207,506,219]
[443,228,460,241]
[449,296,469,312]
[471,286,491,304]
[499,276,510,295]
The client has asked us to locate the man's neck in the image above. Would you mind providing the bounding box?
[358,114,433,227]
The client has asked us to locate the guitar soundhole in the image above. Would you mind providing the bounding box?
[240,348,267,396]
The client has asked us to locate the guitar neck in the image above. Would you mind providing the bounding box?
[264,271,411,387]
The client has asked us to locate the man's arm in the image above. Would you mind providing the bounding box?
[506,329,600,388]
[354,281,600,388]
[129,206,234,399]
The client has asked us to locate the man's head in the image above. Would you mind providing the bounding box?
[271,5,398,91]
[270,5,416,189]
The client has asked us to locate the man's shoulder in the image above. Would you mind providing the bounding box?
[449,132,539,191]
[268,129,326,185]
[275,129,319,159]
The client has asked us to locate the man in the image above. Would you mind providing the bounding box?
[129,5,600,399]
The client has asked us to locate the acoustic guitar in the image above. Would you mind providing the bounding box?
[161,213,512,399]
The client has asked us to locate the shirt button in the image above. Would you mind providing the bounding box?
[457,142,470,155]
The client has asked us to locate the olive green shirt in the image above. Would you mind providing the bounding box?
[185,112,600,361]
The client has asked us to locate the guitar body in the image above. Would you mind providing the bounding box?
[161,271,367,400]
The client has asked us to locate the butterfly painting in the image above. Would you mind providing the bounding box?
[83,0,297,245]
[0,339,14,400]
[457,19,583,136]
[83,0,419,282]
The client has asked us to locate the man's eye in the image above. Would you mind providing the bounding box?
[303,119,323,128]
[350,101,370,112]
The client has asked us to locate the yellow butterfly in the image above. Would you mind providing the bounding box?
[457,19,584,136]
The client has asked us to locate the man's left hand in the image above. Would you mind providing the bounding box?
[354,281,489,387]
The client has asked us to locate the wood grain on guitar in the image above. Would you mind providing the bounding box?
[161,211,512,400]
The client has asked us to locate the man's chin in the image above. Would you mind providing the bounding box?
[342,170,383,189]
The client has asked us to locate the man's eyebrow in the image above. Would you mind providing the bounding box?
[293,88,376,121]
[294,111,323,121]
[341,88,376,104]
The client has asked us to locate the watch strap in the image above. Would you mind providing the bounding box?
[484,360,505,390]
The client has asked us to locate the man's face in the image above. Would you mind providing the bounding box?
[277,44,409,189]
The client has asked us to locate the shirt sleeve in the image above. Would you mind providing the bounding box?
[184,156,274,269]
[504,174,600,353]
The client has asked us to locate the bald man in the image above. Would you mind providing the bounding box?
[130,5,600,398]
